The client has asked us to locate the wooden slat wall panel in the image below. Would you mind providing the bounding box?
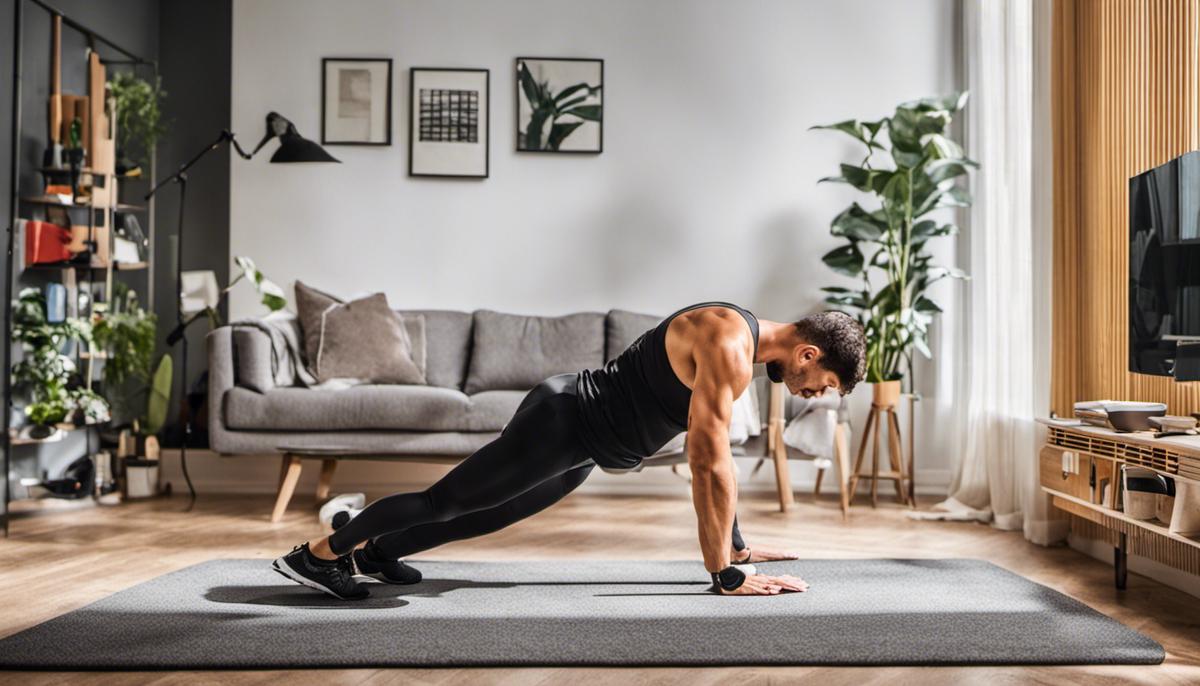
[1052,0,1200,416]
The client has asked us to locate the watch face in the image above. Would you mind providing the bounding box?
[716,565,747,591]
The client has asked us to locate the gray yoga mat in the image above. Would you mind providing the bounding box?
[0,558,1164,668]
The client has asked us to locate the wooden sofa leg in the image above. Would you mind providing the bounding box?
[814,468,825,497]
[272,454,303,523]
[315,458,338,503]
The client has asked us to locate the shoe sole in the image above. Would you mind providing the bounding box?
[271,557,369,600]
[358,570,421,585]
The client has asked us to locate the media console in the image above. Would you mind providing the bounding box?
[1040,423,1200,588]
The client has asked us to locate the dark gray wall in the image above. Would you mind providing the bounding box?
[156,0,232,447]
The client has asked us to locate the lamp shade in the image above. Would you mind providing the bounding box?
[272,133,340,163]
[251,111,340,163]
[180,270,220,315]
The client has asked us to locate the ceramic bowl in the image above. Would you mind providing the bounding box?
[1104,402,1167,432]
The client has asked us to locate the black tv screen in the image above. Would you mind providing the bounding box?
[1129,150,1200,376]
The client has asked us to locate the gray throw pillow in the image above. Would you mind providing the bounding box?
[463,310,605,393]
[294,281,426,384]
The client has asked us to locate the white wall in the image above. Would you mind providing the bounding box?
[226,0,962,496]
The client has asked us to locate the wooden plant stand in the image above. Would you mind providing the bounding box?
[847,381,912,508]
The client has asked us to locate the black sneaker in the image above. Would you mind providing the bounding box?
[272,542,370,600]
[353,541,423,585]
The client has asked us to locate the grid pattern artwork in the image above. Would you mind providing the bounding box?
[419,89,479,142]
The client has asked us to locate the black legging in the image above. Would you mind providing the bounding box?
[327,372,748,558]
[328,373,595,556]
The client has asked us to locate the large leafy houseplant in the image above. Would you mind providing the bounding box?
[814,93,974,385]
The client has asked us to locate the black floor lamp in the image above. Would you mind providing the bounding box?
[145,112,338,508]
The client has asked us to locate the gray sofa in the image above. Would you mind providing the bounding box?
[207,307,847,518]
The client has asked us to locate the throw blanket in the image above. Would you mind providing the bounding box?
[781,393,841,460]
[230,311,317,387]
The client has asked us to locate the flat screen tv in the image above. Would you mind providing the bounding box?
[1129,150,1200,376]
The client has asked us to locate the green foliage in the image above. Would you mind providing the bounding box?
[108,71,168,166]
[11,288,107,426]
[233,256,287,313]
[91,283,157,423]
[517,61,602,151]
[68,117,82,150]
[143,355,172,436]
[813,93,974,383]
[26,399,68,426]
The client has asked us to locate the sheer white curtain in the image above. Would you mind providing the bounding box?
[911,0,1065,545]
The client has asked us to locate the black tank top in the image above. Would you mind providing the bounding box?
[575,301,760,469]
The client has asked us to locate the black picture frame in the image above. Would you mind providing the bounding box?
[321,57,393,146]
[408,67,490,178]
[515,57,604,154]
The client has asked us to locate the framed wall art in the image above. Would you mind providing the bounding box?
[409,67,490,178]
[322,57,392,145]
[515,57,603,153]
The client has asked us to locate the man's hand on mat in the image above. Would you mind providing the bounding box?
[737,543,800,563]
[722,573,809,595]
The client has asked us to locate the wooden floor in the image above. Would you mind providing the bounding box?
[1,487,1198,685]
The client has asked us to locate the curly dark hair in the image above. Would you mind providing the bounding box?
[793,310,867,395]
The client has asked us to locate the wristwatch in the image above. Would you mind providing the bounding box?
[711,566,746,593]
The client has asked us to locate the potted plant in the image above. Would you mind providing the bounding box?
[11,288,110,438]
[107,71,168,174]
[91,283,158,426]
[813,93,974,407]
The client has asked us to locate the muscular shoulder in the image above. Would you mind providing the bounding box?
[686,312,753,389]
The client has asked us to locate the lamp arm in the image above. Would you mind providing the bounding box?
[164,306,217,347]
[145,130,255,201]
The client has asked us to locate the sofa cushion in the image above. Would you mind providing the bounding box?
[463,310,605,393]
[397,309,473,390]
[223,385,526,432]
[226,385,462,431]
[463,390,526,431]
[605,309,661,361]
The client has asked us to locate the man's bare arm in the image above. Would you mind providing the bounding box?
[687,333,810,596]
[686,340,748,574]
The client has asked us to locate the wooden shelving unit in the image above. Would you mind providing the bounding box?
[3,0,159,537]
[1041,423,1200,586]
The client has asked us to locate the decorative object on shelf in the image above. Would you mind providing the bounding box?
[107,71,167,173]
[123,457,159,499]
[23,220,72,267]
[144,111,329,507]
[814,93,974,508]
[516,57,603,153]
[1072,400,1168,432]
[409,68,489,177]
[322,58,392,146]
[11,288,108,439]
[91,283,157,425]
[1123,465,1169,520]
[64,117,85,199]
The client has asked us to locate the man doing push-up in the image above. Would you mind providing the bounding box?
[273,302,866,599]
